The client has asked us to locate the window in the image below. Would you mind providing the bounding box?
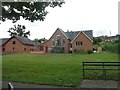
[80,41,83,45]
[40,46,44,51]
[13,47,14,50]
[62,38,65,47]
[56,35,60,40]
[3,48,5,51]
[24,48,26,51]
[51,39,55,47]
[76,41,79,46]
[13,41,15,44]
[76,41,83,46]
[30,49,33,51]
[56,35,61,46]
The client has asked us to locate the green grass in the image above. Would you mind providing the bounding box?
[2,52,119,87]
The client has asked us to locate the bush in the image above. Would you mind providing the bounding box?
[51,46,64,53]
[103,42,120,53]
[73,49,80,53]
[73,49,87,54]
[87,50,93,54]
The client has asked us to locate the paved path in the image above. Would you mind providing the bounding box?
[2,81,66,88]
[1,80,120,90]
[80,80,120,90]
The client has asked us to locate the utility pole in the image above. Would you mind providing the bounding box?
[110,30,111,36]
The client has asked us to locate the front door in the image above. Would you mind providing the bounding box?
[45,46,48,53]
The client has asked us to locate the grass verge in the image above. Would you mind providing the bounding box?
[2,52,119,87]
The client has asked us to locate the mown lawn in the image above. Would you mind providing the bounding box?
[2,52,119,87]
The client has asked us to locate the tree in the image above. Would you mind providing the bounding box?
[33,38,40,46]
[33,38,47,44]
[93,37,102,45]
[8,24,30,38]
[2,1,65,23]
[38,38,47,43]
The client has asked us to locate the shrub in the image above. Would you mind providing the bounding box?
[73,49,80,53]
[51,46,64,53]
[87,50,93,54]
[73,49,86,54]
[103,42,120,54]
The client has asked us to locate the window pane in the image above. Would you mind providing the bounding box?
[3,48,5,51]
[56,35,60,40]
[76,41,78,46]
[24,48,26,51]
[62,38,65,46]
[51,39,55,46]
[81,41,83,45]
[13,41,15,44]
[56,35,61,46]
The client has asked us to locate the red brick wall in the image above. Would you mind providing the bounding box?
[40,30,93,53]
[40,29,70,53]
[2,37,35,54]
[0,46,2,55]
[72,32,93,52]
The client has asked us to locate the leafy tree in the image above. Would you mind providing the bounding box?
[33,38,47,44]
[8,24,30,38]
[93,37,102,45]
[33,38,40,46]
[38,38,47,43]
[2,1,65,23]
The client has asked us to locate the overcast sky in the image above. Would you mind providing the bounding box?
[0,0,119,40]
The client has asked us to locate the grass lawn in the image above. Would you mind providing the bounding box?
[2,52,119,87]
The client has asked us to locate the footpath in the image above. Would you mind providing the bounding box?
[1,80,120,90]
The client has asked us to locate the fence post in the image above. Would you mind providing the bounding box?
[103,62,106,80]
[83,62,85,79]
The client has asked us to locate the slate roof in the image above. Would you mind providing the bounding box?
[0,38,9,46]
[63,30,93,41]
[82,30,93,40]
[14,35,35,45]
[0,36,35,46]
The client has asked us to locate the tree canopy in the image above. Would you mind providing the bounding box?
[2,1,64,23]
[93,37,102,45]
[33,38,47,43]
[8,24,30,38]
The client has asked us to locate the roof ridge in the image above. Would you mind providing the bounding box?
[14,35,35,45]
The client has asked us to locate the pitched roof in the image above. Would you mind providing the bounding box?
[63,30,93,41]
[1,36,35,46]
[14,35,35,45]
[57,28,68,39]
[0,38,9,46]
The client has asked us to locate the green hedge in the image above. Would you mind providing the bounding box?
[73,49,93,54]
[51,46,64,53]
[104,42,120,53]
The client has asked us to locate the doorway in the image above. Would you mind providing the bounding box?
[45,46,48,53]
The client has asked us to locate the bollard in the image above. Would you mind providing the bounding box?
[8,83,14,90]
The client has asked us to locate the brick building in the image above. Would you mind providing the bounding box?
[40,28,93,53]
[0,36,36,54]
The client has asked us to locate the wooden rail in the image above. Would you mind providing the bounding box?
[82,62,120,80]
